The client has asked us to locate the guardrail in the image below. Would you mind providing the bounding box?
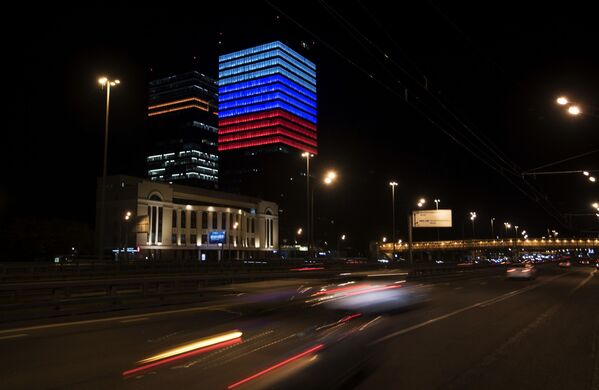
[0,260,360,282]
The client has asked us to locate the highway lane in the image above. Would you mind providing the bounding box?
[0,265,596,389]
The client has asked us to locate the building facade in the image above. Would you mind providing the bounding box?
[218,41,317,155]
[96,175,279,261]
[146,71,219,187]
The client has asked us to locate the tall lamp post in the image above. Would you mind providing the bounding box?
[97,76,120,261]
[389,181,398,260]
[313,170,337,255]
[229,221,238,260]
[301,152,314,258]
[470,212,477,238]
[504,222,511,238]
[490,217,495,239]
[124,211,132,261]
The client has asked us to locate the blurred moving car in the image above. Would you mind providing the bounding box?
[558,260,571,268]
[506,263,536,280]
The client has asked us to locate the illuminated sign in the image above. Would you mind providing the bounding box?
[412,210,452,228]
[209,231,226,244]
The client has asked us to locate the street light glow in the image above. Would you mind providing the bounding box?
[590,176,596,182]
[389,181,398,187]
[382,237,387,243]
[341,234,346,240]
[556,96,569,105]
[324,177,333,184]
[297,228,303,235]
[568,105,581,115]
[98,77,108,85]
[592,202,599,209]
[583,171,590,176]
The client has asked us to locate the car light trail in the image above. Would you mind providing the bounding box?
[123,337,242,377]
[227,344,324,389]
[312,284,366,296]
[138,330,243,364]
[289,267,324,271]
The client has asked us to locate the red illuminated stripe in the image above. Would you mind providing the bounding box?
[219,127,317,147]
[340,313,363,322]
[219,118,317,139]
[219,109,316,131]
[122,338,241,377]
[289,267,324,271]
[227,344,324,389]
[218,136,318,155]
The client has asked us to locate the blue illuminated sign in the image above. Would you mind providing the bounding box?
[209,231,226,244]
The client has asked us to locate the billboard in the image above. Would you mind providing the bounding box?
[412,209,452,228]
[209,231,226,244]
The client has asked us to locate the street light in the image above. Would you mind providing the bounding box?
[490,217,495,239]
[556,96,569,105]
[568,105,581,115]
[123,210,132,260]
[389,181,398,260]
[514,225,519,237]
[301,152,314,258]
[434,199,440,210]
[229,221,239,260]
[469,212,477,238]
[97,76,120,262]
[504,222,511,238]
[310,169,337,257]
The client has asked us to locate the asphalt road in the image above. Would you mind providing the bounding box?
[0,265,597,389]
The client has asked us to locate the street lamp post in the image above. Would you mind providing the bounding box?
[514,225,519,238]
[312,171,337,256]
[470,212,477,238]
[229,221,239,261]
[124,211,132,261]
[434,199,440,241]
[504,222,511,238]
[490,217,495,239]
[301,152,313,258]
[338,234,346,255]
[97,77,120,262]
[389,182,398,260]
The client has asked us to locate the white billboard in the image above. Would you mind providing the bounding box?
[412,209,452,228]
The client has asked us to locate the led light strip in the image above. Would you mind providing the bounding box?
[148,97,211,110]
[148,104,208,116]
[218,136,317,155]
[218,127,317,146]
[219,109,316,130]
[219,119,317,139]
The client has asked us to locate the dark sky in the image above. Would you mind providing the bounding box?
[4,2,599,249]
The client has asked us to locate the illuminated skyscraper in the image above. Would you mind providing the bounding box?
[218,41,317,155]
[146,71,219,188]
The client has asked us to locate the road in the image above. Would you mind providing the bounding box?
[0,265,597,389]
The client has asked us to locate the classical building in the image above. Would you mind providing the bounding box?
[96,175,278,261]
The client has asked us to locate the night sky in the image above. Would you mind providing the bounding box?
[4,2,599,255]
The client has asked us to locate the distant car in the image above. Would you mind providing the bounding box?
[578,259,592,266]
[506,263,536,280]
[558,260,571,268]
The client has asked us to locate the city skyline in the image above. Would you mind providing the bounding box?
[3,2,599,257]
